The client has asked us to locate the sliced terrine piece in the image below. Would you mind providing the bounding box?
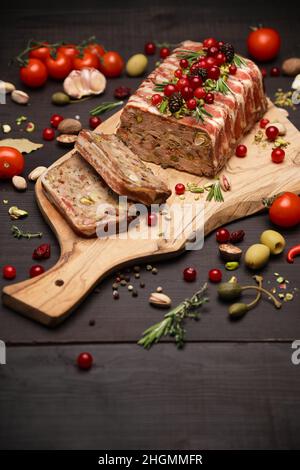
[117,40,268,177]
[75,130,171,205]
[41,152,136,237]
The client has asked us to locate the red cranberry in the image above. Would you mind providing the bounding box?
[174,68,183,78]
[194,87,206,99]
[216,52,226,66]
[271,148,285,163]
[144,42,156,55]
[183,267,197,282]
[208,268,222,283]
[176,77,189,91]
[151,94,163,106]
[2,265,16,280]
[187,98,197,110]
[160,47,170,59]
[29,265,45,278]
[235,144,247,158]
[180,58,189,69]
[42,127,55,141]
[216,228,230,243]
[261,68,267,78]
[114,86,131,99]
[198,58,209,69]
[259,118,269,129]
[32,243,51,260]
[190,63,199,74]
[50,114,64,128]
[205,92,214,104]
[147,213,157,226]
[207,66,220,80]
[207,46,219,57]
[164,84,177,97]
[270,67,280,77]
[218,41,225,48]
[89,116,102,129]
[175,183,185,195]
[189,76,202,89]
[181,86,194,100]
[77,352,93,370]
[206,56,217,67]
[229,64,237,75]
[266,125,279,141]
[203,37,218,49]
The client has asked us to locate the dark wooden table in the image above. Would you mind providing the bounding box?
[1,0,300,450]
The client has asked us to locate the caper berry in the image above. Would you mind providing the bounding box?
[217,282,242,301]
[244,244,270,270]
[52,92,70,106]
[228,302,249,318]
[260,230,286,255]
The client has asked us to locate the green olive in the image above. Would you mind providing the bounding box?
[217,282,242,301]
[126,54,148,77]
[228,302,249,318]
[260,230,286,255]
[244,243,270,270]
[52,92,70,106]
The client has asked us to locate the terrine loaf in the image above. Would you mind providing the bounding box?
[117,40,268,177]
[42,153,136,237]
[75,130,171,205]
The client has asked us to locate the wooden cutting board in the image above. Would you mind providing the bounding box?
[2,103,300,326]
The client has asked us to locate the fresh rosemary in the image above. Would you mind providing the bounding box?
[215,77,233,95]
[233,54,247,68]
[90,101,123,116]
[205,180,224,202]
[193,104,213,122]
[138,284,209,349]
[11,225,43,240]
[176,49,205,63]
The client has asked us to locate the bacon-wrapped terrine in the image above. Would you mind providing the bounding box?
[117,40,268,177]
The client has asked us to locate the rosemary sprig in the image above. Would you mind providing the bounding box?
[11,225,43,239]
[205,180,224,202]
[215,77,234,95]
[90,101,123,116]
[193,104,213,122]
[176,49,205,63]
[138,284,209,349]
[233,54,247,68]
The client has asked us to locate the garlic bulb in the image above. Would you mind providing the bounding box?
[63,68,106,99]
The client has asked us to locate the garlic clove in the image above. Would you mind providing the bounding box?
[80,68,92,90]
[89,69,106,93]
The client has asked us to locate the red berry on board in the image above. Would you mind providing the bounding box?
[32,243,51,260]
[2,265,16,280]
[208,268,222,283]
[180,58,189,69]
[216,227,230,243]
[235,144,247,158]
[175,183,185,195]
[144,42,156,55]
[216,52,226,66]
[50,114,64,128]
[271,147,285,163]
[261,68,267,78]
[205,92,214,104]
[181,85,194,100]
[164,84,177,97]
[174,68,183,78]
[29,265,45,278]
[147,212,157,226]
[203,37,219,49]
[114,86,131,99]
[266,125,279,141]
[229,64,237,75]
[42,127,55,141]
[260,118,269,129]
[207,65,220,80]
[151,94,163,106]
[183,266,197,282]
[207,46,219,57]
[270,66,280,77]
[89,116,102,129]
[187,98,197,110]
[160,47,170,59]
[77,352,93,370]
[176,77,190,91]
[189,76,202,89]
[206,56,217,67]
[194,87,206,99]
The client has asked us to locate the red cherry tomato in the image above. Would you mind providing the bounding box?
[216,228,230,243]
[29,43,50,62]
[57,44,79,60]
[235,144,248,158]
[20,58,48,88]
[99,51,124,78]
[208,268,222,283]
[183,267,197,282]
[271,148,285,164]
[42,128,55,141]
[50,114,64,128]
[247,27,281,62]
[2,265,16,280]
[29,265,45,278]
[89,116,102,129]
[85,43,105,68]
[175,183,185,195]
[46,52,72,79]
[77,352,93,370]
[269,192,300,228]
[0,147,25,179]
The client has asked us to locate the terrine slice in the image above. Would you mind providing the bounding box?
[75,130,171,205]
[41,153,136,237]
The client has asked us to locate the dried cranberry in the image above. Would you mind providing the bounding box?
[229,230,245,243]
[32,243,51,260]
[114,86,131,99]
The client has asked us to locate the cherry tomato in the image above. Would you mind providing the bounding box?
[89,116,102,129]
[77,352,93,370]
[0,147,25,179]
[50,114,64,128]
[2,265,16,280]
[85,43,105,68]
[42,128,55,141]
[147,213,157,226]
[269,192,300,228]
[216,228,230,243]
[20,58,48,88]
[46,52,72,79]
[247,27,281,62]
[271,148,285,164]
[29,265,45,278]
[183,267,197,282]
[57,44,79,60]
[29,43,50,62]
[208,268,222,283]
[99,51,124,78]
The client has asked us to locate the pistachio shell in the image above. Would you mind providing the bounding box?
[12,175,27,191]
[149,292,171,307]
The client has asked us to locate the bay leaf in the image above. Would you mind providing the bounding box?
[0,138,43,154]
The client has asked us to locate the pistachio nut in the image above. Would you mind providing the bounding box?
[149,292,172,308]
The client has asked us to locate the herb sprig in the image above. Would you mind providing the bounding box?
[233,54,247,68]
[205,180,224,202]
[90,101,123,116]
[11,225,43,240]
